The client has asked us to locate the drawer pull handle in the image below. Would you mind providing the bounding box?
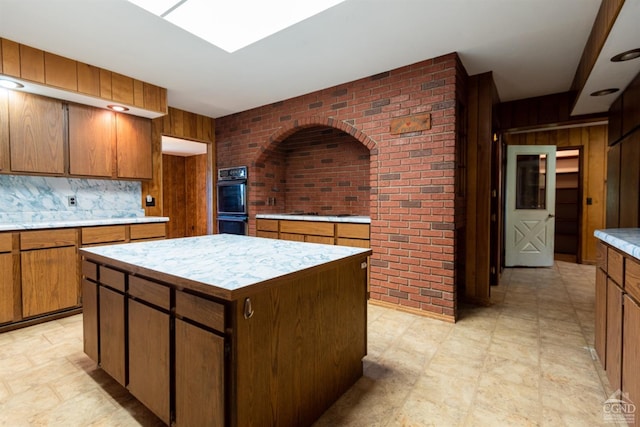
[361,262,367,269]
[243,297,254,319]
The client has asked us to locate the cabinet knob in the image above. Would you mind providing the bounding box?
[243,297,254,319]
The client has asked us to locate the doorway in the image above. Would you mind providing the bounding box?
[554,148,581,263]
[162,136,210,238]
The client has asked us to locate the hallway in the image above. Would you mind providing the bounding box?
[0,262,618,426]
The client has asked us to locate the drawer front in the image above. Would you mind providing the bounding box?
[336,237,370,248]
[256,219,278,232]
[0,233,12,253]
[280,220,334,236]
[82,226,126,245]
[608,248,624,286]
[20,229,77,250]
[256,231,278,239]
[130,223,166,240]
[175,291,224,332]
[596,241,607,272]
[99,266,125,292]
[129,276,170,310]
[305,235,334,245]
[82,260,98,281]
[336,223,370,239]
[626,257,640,302]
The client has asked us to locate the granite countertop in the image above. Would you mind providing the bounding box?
[0,216,169,232]
[257,213,371,224]
[81,234,371,298]
[594,228,640,260]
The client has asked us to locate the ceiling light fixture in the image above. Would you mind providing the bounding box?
[590,88,620,97]
[108,104,130,112]
[611,48,640,62]
[128,0,345,53]
[0,78,24,89]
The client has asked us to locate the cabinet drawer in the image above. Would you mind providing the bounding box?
[99,266,125,292]
[82,226,126,245]
[337,237,370,248]
[596,241,607,272]
[82,260,98,281]
[256,231,278,239]
[256,219,278,232]
[280,220,334,236]
[0,233,12,253]
[336,223,370,239]
[175,291,224,332]
[130,223,166,240]
[20,229,77,250]
[608,248,624,286]
[129,276,170,310]
[626,257,640,302]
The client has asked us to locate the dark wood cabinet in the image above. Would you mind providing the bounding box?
[9,91,65,174]
[82,279,98,362]
[623,294,640,427]
[606,278,623,390]
[0,233,13,324]
[595,267,607,365]
[68,103,115,177]
[99,285,126,386]
[0,90,9,172]
[116,113,152,179]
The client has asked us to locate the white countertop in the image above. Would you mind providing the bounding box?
[0,216,169,232]
[81,234,371,296]
[594,228,640,260]
[256,213,371,224]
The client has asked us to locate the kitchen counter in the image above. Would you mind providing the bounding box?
[257,213,371,223]
[594,228,640,259]
[81,233,371,426]
[0,216,169,232]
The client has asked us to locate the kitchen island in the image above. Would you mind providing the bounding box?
[80,234,372,426]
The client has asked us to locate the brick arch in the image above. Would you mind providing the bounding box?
[256,116,376,163]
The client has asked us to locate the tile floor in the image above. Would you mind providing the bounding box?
[0,261,622,426]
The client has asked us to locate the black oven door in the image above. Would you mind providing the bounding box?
[217,216,247,235]
[217,181,247,215]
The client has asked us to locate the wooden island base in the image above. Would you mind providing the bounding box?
[81,235,370,426]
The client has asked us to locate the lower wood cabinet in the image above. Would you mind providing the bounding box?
[256,218,371,248]
[594,267,607,365]
[99,285,126,386]
[0,252,13,324]
[623,294,640,427]
[606,278,623,391]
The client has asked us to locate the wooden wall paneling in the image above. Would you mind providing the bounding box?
[609,96,623,144]
[0,89,9,172]
[19,45,44,83]
[185,154,209,236]
[465,76,479,299]
[44,52,77,91]
[607,142,621,228]
[99,69,112,100]
[622,73,640,136]
[68,104,115,177]
[142,118,163,217]
[619,134,640,227]
[1,39,20,77]
[111,73,134,106]
[583,125,607,262]
[77,62,101,97]
[162,155,186,238]
[9,91,65,174]
[143,83,161,113]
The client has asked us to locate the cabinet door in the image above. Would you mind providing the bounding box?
[175,319,224,427]
[116,114,152,179]
[128,299,170,424]
[595,267,607,367]
[82,279,98,362]
[0,89,9,172]
[623,295,640,427]
[21,246,78,317]
[0,252,13,324]
[99,286,126,386]
[68,104,115,177]
[606,279,623,391]
[9,91,64,174]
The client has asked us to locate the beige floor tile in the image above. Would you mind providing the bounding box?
[474,373,541,420]
[465,404,540,427]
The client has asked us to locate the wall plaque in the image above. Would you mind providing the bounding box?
[390,113,431,135]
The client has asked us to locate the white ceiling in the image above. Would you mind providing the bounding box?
[0,0,635,120]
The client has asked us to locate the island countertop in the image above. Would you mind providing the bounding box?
[594,228,640,260]
[80,234,372,300]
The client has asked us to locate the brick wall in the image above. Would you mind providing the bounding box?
[216,53,463,320]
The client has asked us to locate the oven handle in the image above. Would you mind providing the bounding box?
[217,216,248,222]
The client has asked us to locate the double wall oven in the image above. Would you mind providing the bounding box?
[216,166,248,235]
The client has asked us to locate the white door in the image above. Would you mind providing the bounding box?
[505,145,556,267]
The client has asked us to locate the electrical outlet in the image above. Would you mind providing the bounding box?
[68,195,77,207]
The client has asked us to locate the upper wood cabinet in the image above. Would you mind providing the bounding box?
[68,103,115,177]
[116,113,152,180]
[9,91,65,174]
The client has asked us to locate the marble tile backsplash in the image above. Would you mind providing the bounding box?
[0,175,144,223]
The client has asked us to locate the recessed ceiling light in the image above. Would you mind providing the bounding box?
[611,48,640,62]
[590,88,619,97]
[108,105,130,112]
[128,0,345,53]
[0,79,24,89]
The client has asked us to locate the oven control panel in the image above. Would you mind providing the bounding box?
[218,166,247,180]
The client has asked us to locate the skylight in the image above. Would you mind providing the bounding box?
[128,0,345,53]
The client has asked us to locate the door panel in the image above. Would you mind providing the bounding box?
[505,145,556,266]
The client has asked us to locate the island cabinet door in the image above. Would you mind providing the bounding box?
[594,267,607,367]
[623,294,640,427]
[175,318,224,427]
[128,299,170,425]
[99,286,126,386]
[606,279,623,391]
